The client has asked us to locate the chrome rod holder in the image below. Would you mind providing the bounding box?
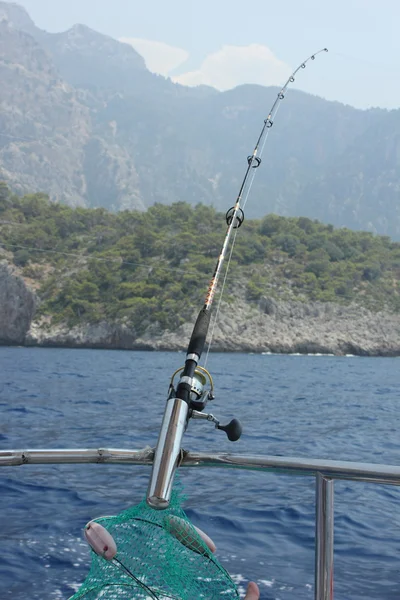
[146,398,189,509]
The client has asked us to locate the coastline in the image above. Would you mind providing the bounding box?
[2,261,400,357]
[15,306,400,357]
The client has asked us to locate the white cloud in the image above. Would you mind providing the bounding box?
[173,44,292,90]
[119,39,291,91]
[119,37,189,76]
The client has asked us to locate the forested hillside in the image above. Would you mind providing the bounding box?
[1,184,400,339]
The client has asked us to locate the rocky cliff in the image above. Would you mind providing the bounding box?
[1,258,398,355]
[0,260,37,344]
[0,19,91,205]
[23,298,400,356]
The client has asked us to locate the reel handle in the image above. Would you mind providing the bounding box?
[217,418,242,441]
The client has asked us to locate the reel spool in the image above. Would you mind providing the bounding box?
[169,365,214,410]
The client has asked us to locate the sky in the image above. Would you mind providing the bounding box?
[13,0,400,110]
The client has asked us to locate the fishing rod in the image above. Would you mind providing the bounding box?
[147,48,328,510]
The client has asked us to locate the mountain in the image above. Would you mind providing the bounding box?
[0,2,400,237]
[0,1,34,32]
[296,108,400,234]
[0,18,91,205]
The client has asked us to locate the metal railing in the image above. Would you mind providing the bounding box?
[2,448,400,599]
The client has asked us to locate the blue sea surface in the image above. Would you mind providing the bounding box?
[1,347,400,599]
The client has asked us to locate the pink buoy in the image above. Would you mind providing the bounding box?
[84,521,117,560]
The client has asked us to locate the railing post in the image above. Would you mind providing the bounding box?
[315,473,334,600]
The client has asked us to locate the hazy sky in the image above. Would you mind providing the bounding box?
[14,0,400,110]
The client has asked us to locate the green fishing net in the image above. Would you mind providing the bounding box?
[70,490,240,600]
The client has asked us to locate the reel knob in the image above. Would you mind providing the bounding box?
[217,418,242,441]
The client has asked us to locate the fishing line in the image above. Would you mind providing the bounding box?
[204,105,280,366]
[0,241,207,277]
[112,558,161,600]
[0,131,39,142]
[330,50,395,70]
[0,219,226,279]
[203,49,328,366]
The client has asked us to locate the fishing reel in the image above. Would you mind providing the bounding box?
[169,367,242,442]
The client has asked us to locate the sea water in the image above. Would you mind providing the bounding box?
[1,347,399,599]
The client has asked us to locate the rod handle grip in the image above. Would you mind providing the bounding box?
[187,308,210,358]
